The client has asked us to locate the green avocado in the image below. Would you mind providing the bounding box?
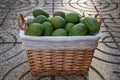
[33,9,49,17]
[83,16,100,33]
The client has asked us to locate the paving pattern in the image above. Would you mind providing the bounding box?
[0,0,120,80]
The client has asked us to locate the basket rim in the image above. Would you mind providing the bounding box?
[19,16,102,41]
[19,30,102,41]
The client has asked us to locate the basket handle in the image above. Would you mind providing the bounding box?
[17,13,26,30]
[94,12,103,27]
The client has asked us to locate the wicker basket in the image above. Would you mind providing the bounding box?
[18,13,102,76]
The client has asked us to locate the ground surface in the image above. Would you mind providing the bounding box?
[0,0,120,80]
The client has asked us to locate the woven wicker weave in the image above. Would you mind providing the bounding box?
[27,49,94,76]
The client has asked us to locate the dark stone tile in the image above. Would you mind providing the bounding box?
[95,43,120,60]
[100,24,108,32]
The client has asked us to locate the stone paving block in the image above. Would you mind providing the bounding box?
[54,3,98,16]
[15,0,39,4]
[89,68,105,80]
[96,0,120,3]
[63,0,92,4]
[98,3,119,13]
[1,19,18,29]
[105,23,120,31]
[119,43,120,48]
[112,66,120,80]
[0,31,19,42]
[11,3,44,13]
[111,32,120,37]
[0,9,9,19]
[99,32,113,42]
[43,0,80,4]
[92,0,119,3]
[0,62,29,80]
[0,19,2,25]
[113,19,120,24]
[7,3,53,19]
[0,25,21,42]
[0,60,29,80]
[0,44,24,63]
[114,0,120,3]
[0,0,15,4]
[91,42,120,79]
[114,36,120,42]
[101,13,120,20]
[0,44,28,79]
[102,18,120,25]
[50,0,93,6]
[95,3,120,18]
[91,57,117,80]
[96,43,119,55]
[0,3,14,9]
[37,0,61,4]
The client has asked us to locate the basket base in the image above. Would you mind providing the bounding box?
[31,70,88,76]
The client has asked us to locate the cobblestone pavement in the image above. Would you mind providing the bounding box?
[0,0,120,80]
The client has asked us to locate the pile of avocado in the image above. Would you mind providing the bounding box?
[25,9,100,36]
